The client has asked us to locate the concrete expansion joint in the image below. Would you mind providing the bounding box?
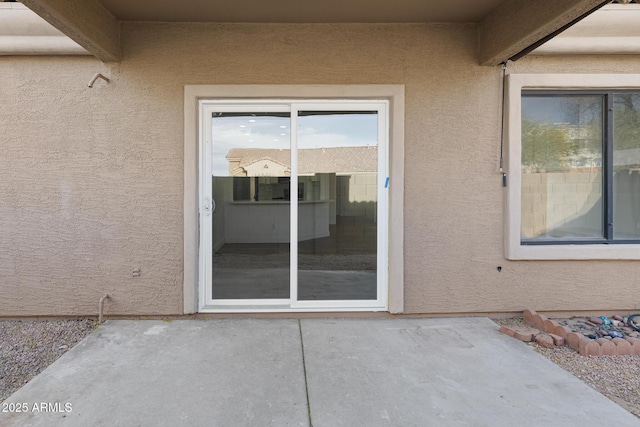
[298,320,313,427]
[499,309,640,356]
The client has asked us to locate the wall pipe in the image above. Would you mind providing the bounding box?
[98,294,110,323]
[88,73,110,88]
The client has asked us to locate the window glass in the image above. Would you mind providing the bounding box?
[521,95,604,241]
[613,94,640,240]
[211,112,291,299]
[297,111,378,301]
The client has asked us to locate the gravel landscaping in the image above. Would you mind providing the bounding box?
[497,318,640,419]
[0,319,97,402]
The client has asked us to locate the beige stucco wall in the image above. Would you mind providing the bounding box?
[1,23,640,316]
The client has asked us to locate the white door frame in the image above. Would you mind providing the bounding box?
[199,103,292,308]
[288,102,389,310]
[199,99,388,311]
[183,85,405,314]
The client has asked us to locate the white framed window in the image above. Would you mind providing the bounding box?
[505,74,640,260]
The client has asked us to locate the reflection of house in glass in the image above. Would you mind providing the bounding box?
[225,146,377,219]
[213,145,377,252]
[211,146,379,300]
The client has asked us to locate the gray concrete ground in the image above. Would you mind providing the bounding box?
[2,318,639,427]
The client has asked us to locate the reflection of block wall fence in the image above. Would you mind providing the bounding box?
[521,172,601,238]
[522,171,640,238]
[338,173,377,221]
[614,170,640,236]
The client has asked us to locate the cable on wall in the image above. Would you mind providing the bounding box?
[499,61,508,187]
[498,1,612,188]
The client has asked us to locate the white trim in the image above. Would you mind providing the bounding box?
[505,74,640,260]
[203,100,387,310]
[207,299,291,306]
[0,3,88,56]
[290,109,299,304]
[198,305,389,313]
[532,5,640,56]
[289,101,389,310]
[184,85,404,313]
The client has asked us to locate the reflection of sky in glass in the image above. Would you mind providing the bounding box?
[298,113,378,149]
[522,96,602,125]
[212,115,290,176]
[211,113,378,176]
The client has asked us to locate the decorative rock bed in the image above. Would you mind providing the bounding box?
[499,309,640,356]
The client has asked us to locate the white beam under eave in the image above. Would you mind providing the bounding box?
[21,0,121,62]
[479,0,609,66]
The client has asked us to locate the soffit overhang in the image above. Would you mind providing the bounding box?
[96,0,506,23]
[11,0,629,64]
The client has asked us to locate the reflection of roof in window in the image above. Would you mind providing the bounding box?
[227,146,377,174]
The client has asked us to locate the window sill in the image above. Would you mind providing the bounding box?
[506,242,640,260]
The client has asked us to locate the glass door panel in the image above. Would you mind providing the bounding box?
[210,111,291,300]
[296,111,379,301]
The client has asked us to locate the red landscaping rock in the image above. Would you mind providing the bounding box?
[523,309,537,326]
[613,315,624,322]
[625,338,640,356]
[596,338,616,356]
[499,324,541,342]
[513,311,639,356]
[548,333,565,346]
[543,319,559,334]
[553,325,572,339]
[567,332,585,351]
[531,314,548,330]
[499,325,516,337]
[535,334,554,349]
[612,338,632,355]
[589,317,603,325]
[579,338,601,356]
[516,327,541,342]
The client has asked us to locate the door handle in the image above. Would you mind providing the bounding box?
[203,198,217,216]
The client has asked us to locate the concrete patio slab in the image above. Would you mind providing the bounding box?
[301,318,640,426]
[2,320,309,427]
[2,318,639,427]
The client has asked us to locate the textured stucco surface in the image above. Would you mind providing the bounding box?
[1,23,640,316]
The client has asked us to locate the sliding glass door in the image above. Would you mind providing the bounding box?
[208,108,291,302]
[200,101,388,310]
